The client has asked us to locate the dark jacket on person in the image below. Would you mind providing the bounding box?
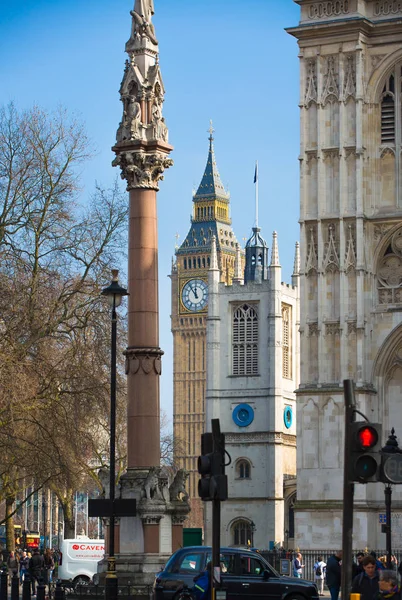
[352,571,380,600]
[29,553,44,578]
[353,562,365,579]
[7,556,18,574]
[326,555,342,589]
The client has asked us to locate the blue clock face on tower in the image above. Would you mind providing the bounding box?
[284,406,293,429]
[232,404,254,427]
[181,279,208,312]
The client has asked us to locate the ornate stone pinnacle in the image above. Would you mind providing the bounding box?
[112,151,173,191]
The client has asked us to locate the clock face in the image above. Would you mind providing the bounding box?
[181,279,208,312]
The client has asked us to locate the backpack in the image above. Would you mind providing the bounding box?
[316,564,322,576]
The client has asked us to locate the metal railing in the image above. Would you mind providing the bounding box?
[0,571,153,600]
[260,549,402,583]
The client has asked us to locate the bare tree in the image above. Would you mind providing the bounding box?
[0,103,128,541]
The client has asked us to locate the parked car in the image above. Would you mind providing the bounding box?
[153,546,319,600]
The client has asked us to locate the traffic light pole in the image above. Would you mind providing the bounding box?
[341,379,356,600]
[211,419,222,600]
[212,497,221,600]
[384,484,392,568]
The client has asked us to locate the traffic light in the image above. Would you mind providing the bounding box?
[198,432,228,501]
[380,429,402,483]
[349,422,382,483]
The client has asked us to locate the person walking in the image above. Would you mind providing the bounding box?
[351,555,379,600]
[29,548,44,597]
[43,549,54,586]
[19,552,29,584]
[326,550,342,600]
[293,553,305,578]
[193,562,211,600]
[379,569,401,600]
[353,552,366,579]
[314,555,326,596]
[7,551,18,579]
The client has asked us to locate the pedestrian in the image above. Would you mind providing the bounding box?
[353,552,366,579]
[326,550,342,600]
[371,552,385,571]
[192,561,211,600]
[293,552,305,578]
[7,551,18,579]
[29,548,44,597]
[379,569,401,600]
[19,551,29,585]
[314,555,326,596]
[351,555,380,600]
[43,549,54,587]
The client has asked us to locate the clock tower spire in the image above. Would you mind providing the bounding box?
[171,129,244,528]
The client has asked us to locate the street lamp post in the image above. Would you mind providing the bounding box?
[101,270,128,600]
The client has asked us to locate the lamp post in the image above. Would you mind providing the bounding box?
[101,270,128,600]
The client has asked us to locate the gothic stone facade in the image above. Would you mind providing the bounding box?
[288,0,402,548]
[205,236,299,548]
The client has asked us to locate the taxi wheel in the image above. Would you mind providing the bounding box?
[287,594,307,600]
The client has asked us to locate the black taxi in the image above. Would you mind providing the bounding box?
[153,546,319,600]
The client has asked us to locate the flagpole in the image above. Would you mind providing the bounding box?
[255,161,259,228]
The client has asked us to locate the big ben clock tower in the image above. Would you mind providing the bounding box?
[171,125,243,528]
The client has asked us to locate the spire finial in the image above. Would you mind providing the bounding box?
[233,243,244,284]
[208,120,215,143]
[254,161,259,229]
[293,241,300,276]
[270,231,280,266]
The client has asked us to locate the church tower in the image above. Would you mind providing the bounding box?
[288,0,402,548]
[171,127,243,528]
[205,224,299,548]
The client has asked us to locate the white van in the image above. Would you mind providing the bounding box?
[57,538,105,586]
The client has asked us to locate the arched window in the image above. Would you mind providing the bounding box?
[232,520,253,547]
[232,304,259,375]
[379,66,401,207]
[236,459,251,479]
[288,493,296,540]
[381,72,396,145]
[184,259,187,270]
[377,228,402,305]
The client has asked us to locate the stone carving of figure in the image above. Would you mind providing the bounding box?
[141,466,164,501]
[151,96,168,142]
[169,469,189,503]
[128,98,142,140]
[128,0,158,47]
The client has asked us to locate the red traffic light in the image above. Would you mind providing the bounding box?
[358,426,378,449]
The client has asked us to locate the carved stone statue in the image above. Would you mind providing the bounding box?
[116,97,142,142]
[129,99,142,139]
[151,97,168,142]
[127,0,158,47]
[169,469,189,503]
[141,466,163,501]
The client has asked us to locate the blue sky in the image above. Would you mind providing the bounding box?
[0,0,301,420]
